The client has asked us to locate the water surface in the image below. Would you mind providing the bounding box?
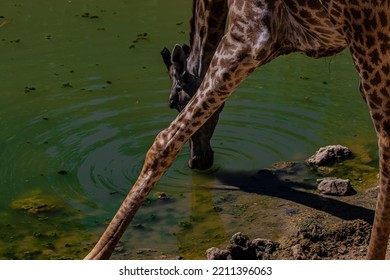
[0,0,378,259]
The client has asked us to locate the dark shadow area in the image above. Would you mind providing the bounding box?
[206,168,375,225]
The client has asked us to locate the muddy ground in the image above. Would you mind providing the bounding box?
[204,158,390,260]
[208,211,390,260]
[116,146,390,260]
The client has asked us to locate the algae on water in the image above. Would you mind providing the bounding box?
[11,191,61,214]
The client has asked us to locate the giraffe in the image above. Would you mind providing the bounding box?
[160,0,228,170]
[85,0,390,260]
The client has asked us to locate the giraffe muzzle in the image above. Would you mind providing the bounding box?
[188,144,214,170]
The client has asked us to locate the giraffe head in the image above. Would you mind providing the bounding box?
[161,44,198,110]
[161,44,223,170]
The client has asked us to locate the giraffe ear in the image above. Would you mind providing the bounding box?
[171,44,187,75]
[161,47,172,70]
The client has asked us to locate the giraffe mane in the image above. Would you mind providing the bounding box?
[189,0,197,48]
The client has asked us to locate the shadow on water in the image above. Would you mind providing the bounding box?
[208,166,375,225]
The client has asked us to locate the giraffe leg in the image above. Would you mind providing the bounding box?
[367,135,390,259]
[353,59,390,260]
[322,1,390,259]
[84,28,270,259]
[355,53,390,259]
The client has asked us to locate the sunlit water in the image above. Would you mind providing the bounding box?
[0,0,378,259]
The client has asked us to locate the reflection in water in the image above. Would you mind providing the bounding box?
[0,0,378,259]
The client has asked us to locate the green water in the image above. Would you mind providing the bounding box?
[0,0,378,259]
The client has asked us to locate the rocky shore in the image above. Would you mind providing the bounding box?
[205,145,388,260]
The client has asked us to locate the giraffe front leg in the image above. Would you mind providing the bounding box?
[84,28,270,259]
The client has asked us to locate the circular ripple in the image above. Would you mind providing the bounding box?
[209,96,322,171]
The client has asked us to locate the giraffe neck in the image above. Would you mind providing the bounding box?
[187,0,228,79]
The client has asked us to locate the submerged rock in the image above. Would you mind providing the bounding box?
[306,145,353,166]
[11,192,60,214]
[317,177,353,196]
[273,161,297,169]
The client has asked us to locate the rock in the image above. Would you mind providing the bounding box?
[250,238,277,253]
[158,192,169,200]
[291,244,306,260]
[206,247,230,260]
[230,232,249,247]
[317,178,353,196]
[250,238,279,259]
[283,219,371,260]
[207,233,279,260]
[338,244,347,254]
[228,244,257,260]
[306,145,353,166]
[206,219,372,260]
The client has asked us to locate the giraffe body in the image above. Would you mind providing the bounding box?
[85,0,390,259]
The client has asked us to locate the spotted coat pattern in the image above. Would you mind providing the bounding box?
[85,0,390,260]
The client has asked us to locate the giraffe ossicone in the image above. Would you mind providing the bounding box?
[85,0,390,260]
